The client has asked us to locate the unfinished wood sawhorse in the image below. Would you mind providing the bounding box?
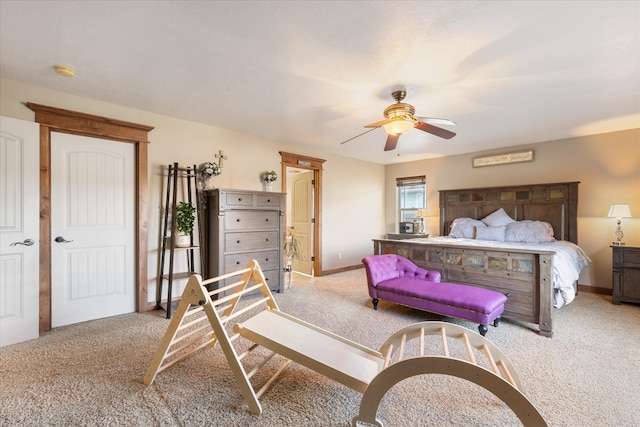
[143,261,547,427]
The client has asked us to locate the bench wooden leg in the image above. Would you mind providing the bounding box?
[478,324,488,336]
[493,317,501,327]
[372,298,378,310]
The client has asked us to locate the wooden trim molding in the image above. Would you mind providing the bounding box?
[322,264,364,276]
[279,151,326,276]
[577,284,612,296]
[27,103,153,332]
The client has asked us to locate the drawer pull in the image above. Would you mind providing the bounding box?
[236,240,241,244]
[265,238,269,242]
[238,198,243,202]
[267,199,271,203]
[265,218,269,222]
[236,261,241,265]
[236,218,241,222]
[265,258,269,262]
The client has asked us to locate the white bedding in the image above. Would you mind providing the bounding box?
[408,236,592,308]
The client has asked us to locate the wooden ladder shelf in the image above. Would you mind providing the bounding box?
[157,162,203,318]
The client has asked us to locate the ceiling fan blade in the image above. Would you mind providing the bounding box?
[364,118,395,128]
[384,134,400,151]
[415,117,457,127]
[415,121,456,139]
[339,127,378,145]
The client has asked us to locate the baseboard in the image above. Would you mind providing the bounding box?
[577,284,612,295]
[318,264,364,276]
[144,296,180,313]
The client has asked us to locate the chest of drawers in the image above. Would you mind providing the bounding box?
[205,188,285,293]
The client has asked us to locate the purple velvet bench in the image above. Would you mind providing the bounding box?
[362,254,507,336]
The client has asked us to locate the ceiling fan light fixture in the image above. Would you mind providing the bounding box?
[383,117,415,135]
[340,88,456,149]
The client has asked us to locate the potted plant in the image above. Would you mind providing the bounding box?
[262,170,277,192]
[283,228,302,289]
[199,161,221,190]
[174,201,196,247]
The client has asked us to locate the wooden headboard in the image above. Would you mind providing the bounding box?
[439,182,580,244]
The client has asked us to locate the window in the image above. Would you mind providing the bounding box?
[397,176,426,222]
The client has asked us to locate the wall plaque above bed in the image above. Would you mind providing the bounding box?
[472,150,534,167]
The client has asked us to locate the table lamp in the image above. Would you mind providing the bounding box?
[417,209,428,234]
[608,204,632,245]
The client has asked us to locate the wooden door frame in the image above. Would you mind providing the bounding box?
[279,151,326,276]
[27,103,153,332]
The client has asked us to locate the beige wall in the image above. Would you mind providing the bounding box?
[2,78,637,295]
[0,79,385,302]
[385,129,640,289]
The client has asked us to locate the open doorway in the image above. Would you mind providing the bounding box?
[279,152,325,276]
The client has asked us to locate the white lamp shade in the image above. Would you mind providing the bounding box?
[608,204,632,219]
[383,119,415,135]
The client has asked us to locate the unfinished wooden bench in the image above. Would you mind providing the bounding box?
[143,260,547,427]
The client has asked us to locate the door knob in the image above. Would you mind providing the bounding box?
[10,239,34,246]
[54,236,74,243]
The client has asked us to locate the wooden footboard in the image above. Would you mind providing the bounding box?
[373,239,555,337]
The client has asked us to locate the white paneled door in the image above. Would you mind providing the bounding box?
[0,116,40,347]
[51,132,135,327]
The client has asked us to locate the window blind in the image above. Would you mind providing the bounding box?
[396,176,426,187]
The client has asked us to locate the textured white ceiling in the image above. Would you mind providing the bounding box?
[1,1,638,164]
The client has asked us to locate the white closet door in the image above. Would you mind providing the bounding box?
[0,116,40,347]
[51,132,135,327]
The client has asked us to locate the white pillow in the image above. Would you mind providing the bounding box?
[449,218,486,239]
[482,208,515,227]
[475,225,506,241]
[505,220,555,243]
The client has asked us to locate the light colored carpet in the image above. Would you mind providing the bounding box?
[1,269,639,426]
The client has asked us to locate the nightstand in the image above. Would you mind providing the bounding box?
[611,245,640,305]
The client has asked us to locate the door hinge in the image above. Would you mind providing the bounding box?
[311,218,315,223]
[311,256,315,261]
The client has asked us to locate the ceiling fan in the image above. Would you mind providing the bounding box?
[340,90,456,151]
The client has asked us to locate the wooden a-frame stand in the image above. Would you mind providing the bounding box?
[143,261,547,427]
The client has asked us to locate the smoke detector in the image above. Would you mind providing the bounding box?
[54,65,75,78]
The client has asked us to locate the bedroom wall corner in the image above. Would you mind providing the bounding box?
[384,128,640,290]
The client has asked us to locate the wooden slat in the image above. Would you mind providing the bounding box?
[383,344,394,369]
[255,359,292,398]
[397,334,407,361]
[482,344,499,375]
[440,327,449,357]
[497,360,516,386]
[462,333,476,364]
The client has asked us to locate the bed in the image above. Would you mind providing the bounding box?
[372,182,592,337]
